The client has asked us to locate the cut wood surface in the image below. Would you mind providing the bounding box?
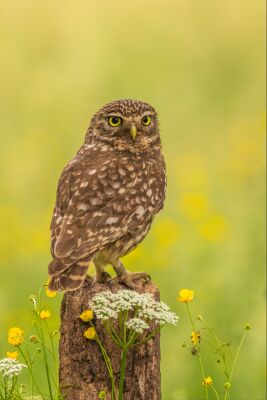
[59,276,161,400]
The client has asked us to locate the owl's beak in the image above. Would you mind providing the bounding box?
[130,123,137,141]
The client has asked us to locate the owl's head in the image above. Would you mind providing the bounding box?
[85,99,161,153]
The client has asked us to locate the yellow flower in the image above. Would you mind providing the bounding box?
[8,327,24,346]
[79,309,94,322]
[6,351,19,359]
[45,278,57,298]
[191,331,201,345]
[177,289,194,303]
[203,376,213,387]
[84,327,96,340]
[39,310,51,320]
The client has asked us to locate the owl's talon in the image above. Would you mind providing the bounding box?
[112,271,151,289]
[131,272,151,282]
[111,272,136,289]
[95,271,112,284]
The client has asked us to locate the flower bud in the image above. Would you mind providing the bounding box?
[29,335,39,343]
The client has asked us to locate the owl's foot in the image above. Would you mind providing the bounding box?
[112,271,151,290]
[95,271,112,284]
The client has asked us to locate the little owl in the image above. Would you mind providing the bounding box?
[48,99,166,291]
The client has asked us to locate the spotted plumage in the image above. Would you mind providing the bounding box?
[48,99,166,291]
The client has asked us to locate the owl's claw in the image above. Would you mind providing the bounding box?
[95,271,112,284]
[112,271,151,289]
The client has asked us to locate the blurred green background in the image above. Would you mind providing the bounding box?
[0,1,265,399]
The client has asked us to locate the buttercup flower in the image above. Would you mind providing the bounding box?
[45,278,57,298]
[203,376,213,387]
[84,327,96,340]
[6,351,18,360]
[8,327,24,346]
[191,331,201,345]
[39,310,51,320]
[177,289,194,303]
[79,309,94,322]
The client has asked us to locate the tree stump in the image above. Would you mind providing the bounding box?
[59,276,161,400]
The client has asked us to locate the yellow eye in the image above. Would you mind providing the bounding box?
[108,116,122,127]
[141,115,151,126]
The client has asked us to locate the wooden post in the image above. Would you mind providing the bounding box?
[59,276,161,400]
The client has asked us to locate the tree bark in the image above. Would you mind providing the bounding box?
[59,276,161,400]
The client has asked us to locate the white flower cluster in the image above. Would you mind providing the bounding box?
[125,318,149,334]
[137,297,179,326]
[0,358,27,378]
[89,289,179,329]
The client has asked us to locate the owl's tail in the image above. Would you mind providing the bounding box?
[48,259,89,291]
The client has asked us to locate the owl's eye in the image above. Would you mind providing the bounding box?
[108,116,122,127]
[141,115,151,126]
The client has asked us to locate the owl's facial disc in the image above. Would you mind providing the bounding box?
[90,106,160,152]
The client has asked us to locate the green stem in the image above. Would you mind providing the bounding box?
[104,321,123,348]
[132,325,161,348]
[123,310,129,343]
[118,348,128,400]
[224,388,230,400]
[202,320,231,379]
[39,324,54,400]
[185,304,208,400]
[90,322,117,400]
[25,345,34,395]
[199,354,209,400]
[45,321,57,364]
[211,385,220,400]
[201,336,230,379]
[18,346,40,395]
[6,377,17,400]
[228,330,247,383]
[3,377,7,400]
[186,303,196,332]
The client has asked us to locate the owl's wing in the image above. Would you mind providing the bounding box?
[51,144,164,266]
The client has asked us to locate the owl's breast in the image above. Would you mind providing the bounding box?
[110,151,166,231]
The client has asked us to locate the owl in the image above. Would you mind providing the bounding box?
[48,99,166,291]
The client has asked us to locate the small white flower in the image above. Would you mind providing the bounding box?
[89,289,179,328]
[125,318,149,334]
[0,358,27,378]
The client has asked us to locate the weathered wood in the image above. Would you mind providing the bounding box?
[59,276,161,400]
